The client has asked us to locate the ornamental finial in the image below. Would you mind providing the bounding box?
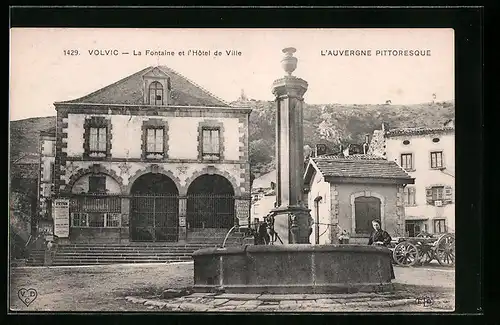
[281,47,298,76]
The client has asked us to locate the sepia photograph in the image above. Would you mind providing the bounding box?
[9,27,457,313]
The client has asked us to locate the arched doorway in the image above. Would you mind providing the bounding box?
[130,173,179,242]
[186,174,235,229]
[354,196,381,235]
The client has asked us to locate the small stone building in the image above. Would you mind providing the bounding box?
[39,66,252,244]
[303,154,414,244]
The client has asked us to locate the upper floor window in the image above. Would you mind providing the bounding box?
[90,127,107,154]
[403,186,416,206]
[146,128,164,154]
[84,117,111,159]
[141,119,168,160]
[149,81,164,105]
[400,153,414,171]
[202,128,221,159]
[426,186,444,206]
[430,151,444,169]
[89,175,106,193]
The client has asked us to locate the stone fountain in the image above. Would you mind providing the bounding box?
[192,47,394,294]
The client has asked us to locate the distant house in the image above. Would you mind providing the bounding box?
[304,154,414,244]
[368,120,455,236]
[250,171,276,222]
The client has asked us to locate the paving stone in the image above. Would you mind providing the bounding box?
[367,300,391,308]
[388,299,415,307]
[258,294,305,300]
[316,298,337,304]
[143,300,167,308]
[214,305,237,311]
[210,298,229,306]
[346,297,374,302]
[125,296,147,304]
[256,305,279,311]
[215,293,261,300]
[344,301,370,307]
[302,294,340,300]
[279,300,298,305]
[178,303,209,312]
[162,303,181,311]
[162,288,189,299]
[261,300,280,305]
[243,300,263,306]
[221,300,246,306]
[186,293,216,298]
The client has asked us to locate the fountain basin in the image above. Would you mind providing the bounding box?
[192,244,394,294]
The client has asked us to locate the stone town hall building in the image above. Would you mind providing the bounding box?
[38,66,252,244]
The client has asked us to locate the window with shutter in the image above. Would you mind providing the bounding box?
[444,186,453,203]
[404,187,416,206]
[426,187,433,204]
[427,185,449,205]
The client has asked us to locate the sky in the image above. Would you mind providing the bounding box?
[10,28,454,121]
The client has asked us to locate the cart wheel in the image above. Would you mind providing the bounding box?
[393,242,419,266]
[435,233,455,266]
[419,250,434,265]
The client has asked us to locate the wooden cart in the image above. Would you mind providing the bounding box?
[389,233,455,267]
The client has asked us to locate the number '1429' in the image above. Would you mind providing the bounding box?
[64,50,79,56]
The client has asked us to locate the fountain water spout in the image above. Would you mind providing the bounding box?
[222,225,239,248]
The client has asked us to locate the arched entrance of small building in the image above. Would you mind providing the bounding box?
[130,173,179,242]
[354,196,381,235]
[186,174,235,229]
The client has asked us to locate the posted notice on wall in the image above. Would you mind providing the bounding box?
[53,199,70,238]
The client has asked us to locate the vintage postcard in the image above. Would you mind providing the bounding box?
[9,27,455,313]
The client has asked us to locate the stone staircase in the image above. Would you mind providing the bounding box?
[26,230,249,266]
[26,249,45,266]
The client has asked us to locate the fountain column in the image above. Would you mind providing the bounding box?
[271,47,312,244]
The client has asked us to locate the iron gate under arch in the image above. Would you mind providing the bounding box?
[130,194,179,242]
[186,194,235,229]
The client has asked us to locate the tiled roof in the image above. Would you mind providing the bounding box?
[10,162,39,179]
[385,126,454,137]
[312,155,412,179]
[316,154,385,160]
[40,126,56,136]
[58,66,230,107]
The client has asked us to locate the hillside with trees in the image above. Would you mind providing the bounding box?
[233,99,455,179]
[9,100,454,182]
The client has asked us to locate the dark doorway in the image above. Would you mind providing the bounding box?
[186,174,235,229]
[354,196,381,235]
[130,173,179,242]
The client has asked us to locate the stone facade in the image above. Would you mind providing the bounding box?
[370,123,455,235]
[304,156,413,244]
[41,66,252,243]
[38,130,56,220]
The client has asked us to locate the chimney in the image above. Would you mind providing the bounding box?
[315,144,327,157]
[363,134,370,154]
